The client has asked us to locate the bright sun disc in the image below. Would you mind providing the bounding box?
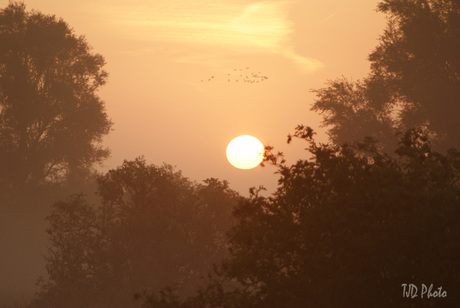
[226,135,264,169]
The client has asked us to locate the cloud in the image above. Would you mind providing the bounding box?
[88,0,322,73]
[318,13,337,25]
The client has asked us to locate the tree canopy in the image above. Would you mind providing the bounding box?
[219,127,460,307]
[312,0,460,152]
[142,127,460,307]
[33,158,240,308]
[0,2,111,195]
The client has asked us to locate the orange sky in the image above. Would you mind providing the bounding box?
[10,0,386,195]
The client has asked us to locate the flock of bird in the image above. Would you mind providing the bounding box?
[201,67,269,84]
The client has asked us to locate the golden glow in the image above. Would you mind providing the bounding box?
[86,0,323,73]
[226,135,264,170]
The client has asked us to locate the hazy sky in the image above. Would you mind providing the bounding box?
[10,0,386,195]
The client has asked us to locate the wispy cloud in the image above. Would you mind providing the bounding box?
[88,0,323,73]
[319,13,337,25]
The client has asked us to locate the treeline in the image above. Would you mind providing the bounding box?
[33,159,239,307]
[1,1,459,307]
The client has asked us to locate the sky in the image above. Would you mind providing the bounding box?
[7,0,387,195]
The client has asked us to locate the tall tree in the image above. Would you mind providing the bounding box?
[312,0,460,152]
[33,158,240,308]
[0,2,111,194]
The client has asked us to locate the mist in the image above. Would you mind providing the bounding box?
[1,0,459,307]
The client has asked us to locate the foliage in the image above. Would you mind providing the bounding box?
[312,0,460,152]
[222,127,460,307]
[311,78,398,151]
[0,2,111,195]
[33,158,240,307]
[144,127,460,307]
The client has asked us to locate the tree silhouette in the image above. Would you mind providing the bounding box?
[219,128,460,307]
[33,158,240,308]
[312,0,460,152]
[0,3,111,195]
[141,128,460,307]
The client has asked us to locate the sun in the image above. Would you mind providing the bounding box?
[226,135,264,169]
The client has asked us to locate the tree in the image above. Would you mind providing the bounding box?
[0,2,111,194]
[33,158,240,308]
[227,127,460,307]
[311,78,398,151]
[142,127,460,307]
[312,0,460,152]
[227,128,460,307]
